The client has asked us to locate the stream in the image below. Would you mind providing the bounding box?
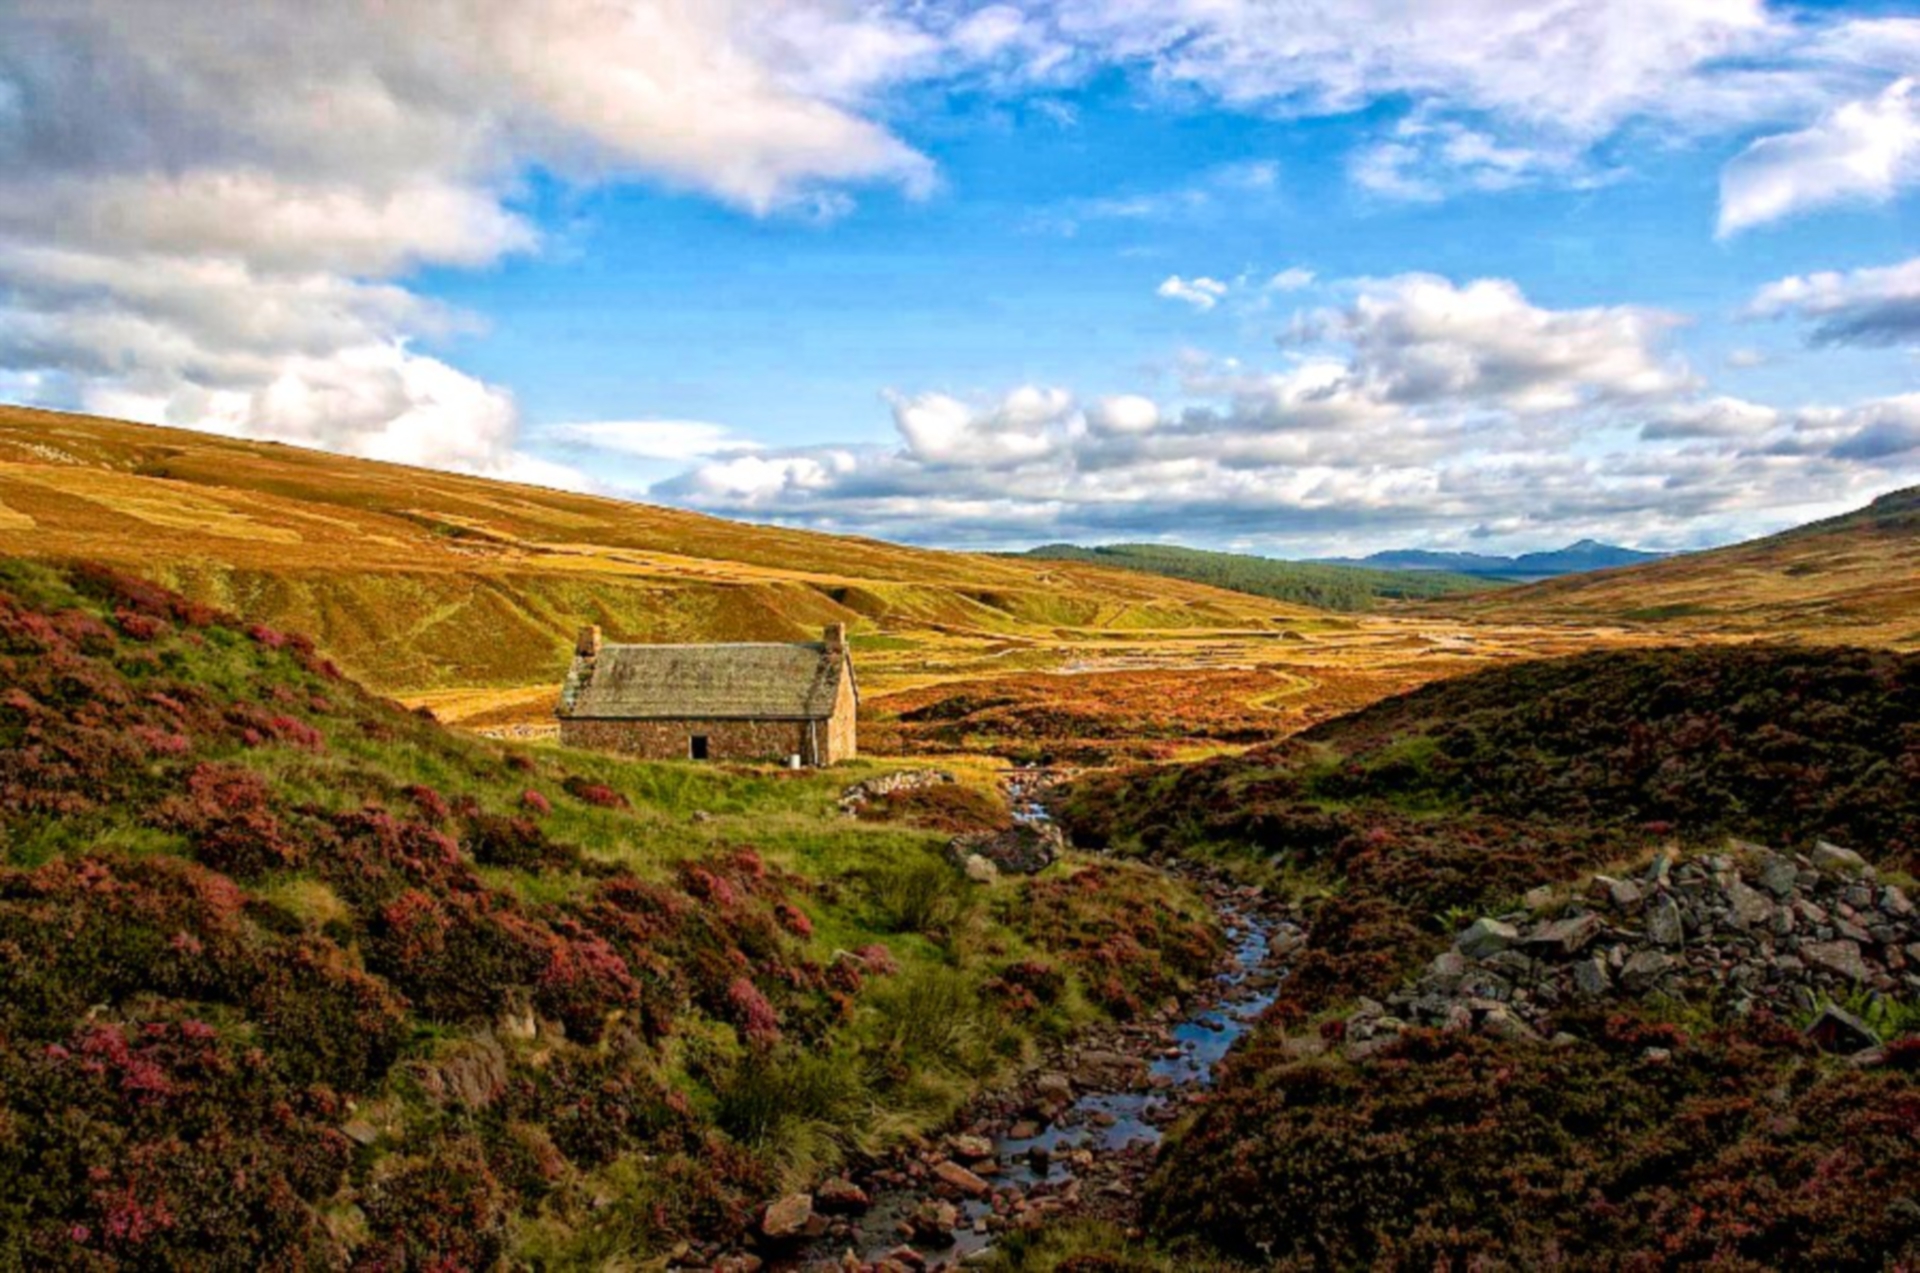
[786,771,1300,1271]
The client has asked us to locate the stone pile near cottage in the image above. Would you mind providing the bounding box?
[838,769,957,815]
[1345,839,1917,1060]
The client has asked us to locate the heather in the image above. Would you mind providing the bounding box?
[0,559,1221,1267]
[1057,645,1920,1267]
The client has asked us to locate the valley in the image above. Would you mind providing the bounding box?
[0,408,1913,1271]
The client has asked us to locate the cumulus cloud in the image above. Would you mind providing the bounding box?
[1639,396,1779,440]
[1288,275,1695,413]
[1157,276,1231,311]
[656,271,1906,551]
[1086,395,1160,435]
[1748,255,1920,346]
[1267,268,1317,292]
[1719,77,1920,235]
[0,0,939,475]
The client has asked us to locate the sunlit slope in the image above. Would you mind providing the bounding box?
[1444,486,1920,649]
[0,405,1320,691]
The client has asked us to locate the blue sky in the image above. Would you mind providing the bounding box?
[2,2,1916,554]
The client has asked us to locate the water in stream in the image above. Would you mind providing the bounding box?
[793,773,1296,1270]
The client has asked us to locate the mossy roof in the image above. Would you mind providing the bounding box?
[559,642,850,721]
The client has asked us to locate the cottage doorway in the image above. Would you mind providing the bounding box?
[689,735,710,761]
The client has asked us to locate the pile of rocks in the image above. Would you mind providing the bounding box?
[945,821,1065,882]
[1345,839,1917,1060]
[838,770,956,816]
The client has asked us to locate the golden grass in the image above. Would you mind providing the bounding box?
[1441,486,1919,650]
[7,403,1896,758]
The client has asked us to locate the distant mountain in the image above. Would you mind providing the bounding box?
[1022,542,1501,612]
[1312,538,1667,581]
[1448,486,1919,649]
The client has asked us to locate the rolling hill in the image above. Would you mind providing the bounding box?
[0,405,1324,698]
[1447,485,1920,648]
[1021,542,1501,610]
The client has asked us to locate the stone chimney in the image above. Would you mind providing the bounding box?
[823,623,847,657]
[577,624,602,658]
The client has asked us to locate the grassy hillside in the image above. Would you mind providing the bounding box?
[1447,485,1920,648]
[1057,645,1919,1267]
[0,406,1321,698]
[1024,542,1499,611]
[0,558,1222,1267]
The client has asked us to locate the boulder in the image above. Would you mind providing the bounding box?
[1801,939,1870,983]
[1033,1071,1073,1103]
[762,1193,813,1239]
[932,1160,990,1197]
[1523,912,1603,956]
[1725,880,1775,929]
[1593,875,1644,911]
[1572,955,1612,998]
[816,1177,871,1214]
[1457,917,1520,959]
[1811,841,1869,875]
[961,854,999,885]
[1425,950,1471,986]
[909,1199,961,1244]
[1645,896,1686,947]
[949,822,1062,875]
[1621,950,1677,990]
[1755,853,1800,899]
[1478,1005,1540,1043]
[949,1133,994,1161]
[1805,1005,1880,1054]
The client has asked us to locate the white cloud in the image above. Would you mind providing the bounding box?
[1051,0,1777,133]
[890,386,1074,467]
[0,0,940,475]
[1087,394,1161,435]
[1719,78,1920,235]
[1290,275,1694,413]
[1748,255,1920,346]
[656,270,1906,551]
[1157,275,1231,311]
[1639,395,1778,440]
[1267,268,1317,292]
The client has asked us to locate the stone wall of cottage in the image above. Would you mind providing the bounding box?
[560,716,819,764]
[825,671,858,764]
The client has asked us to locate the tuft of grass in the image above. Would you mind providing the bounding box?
[870,855,971,935]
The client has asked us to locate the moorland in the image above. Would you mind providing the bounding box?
[0,405,1914,1270]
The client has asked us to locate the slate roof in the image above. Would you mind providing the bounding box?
[558,641,852,721]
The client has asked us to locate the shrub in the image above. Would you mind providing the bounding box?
[1145,1020,1920,1268]
[466,812,577,872]
[563,776,630,809]
[357,1138,510,1272]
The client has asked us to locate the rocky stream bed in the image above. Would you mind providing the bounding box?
[716,772,1303,1273]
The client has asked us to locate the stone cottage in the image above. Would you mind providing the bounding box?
[555,623,857,765]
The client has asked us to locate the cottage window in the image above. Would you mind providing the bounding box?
[689,735,710,761]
